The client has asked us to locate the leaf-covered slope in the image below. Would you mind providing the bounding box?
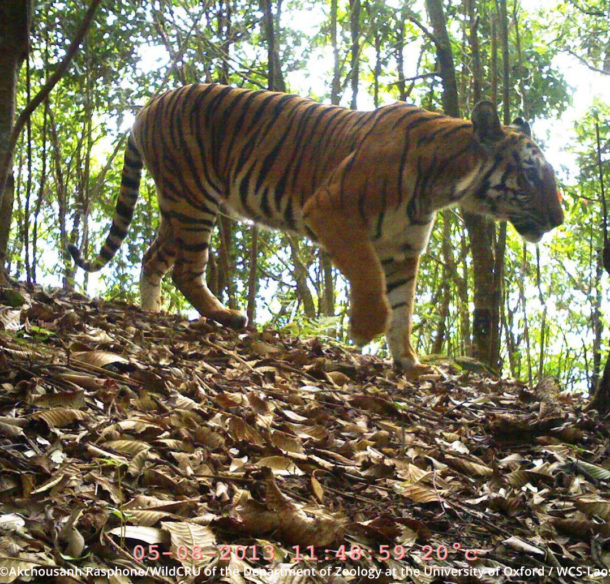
[0,285,608,584]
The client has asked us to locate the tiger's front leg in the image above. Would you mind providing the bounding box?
[383,256,431,375]
[303,193,389,346]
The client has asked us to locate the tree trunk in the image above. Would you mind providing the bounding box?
[260,0,286,93]
[425,0,459,117]
[463,213,496,365]
[319,0,341,318]
[0,174,15,274]
[349,0,361,109]
[251,0,288,325]
[424,0,461,360]
[213,0,234,307]
[48,104,75,291]
[588,351,610,415]
[461,0,505,370]
[432,214,453,354]
[23,67,32,284]
[1,0,101,283]
[457,240,471,353]
[319,250,334,316]
[395,8,407,102]
[287,235,316,319]
[519,244,533,385]
[588,120,610,415]
[216,0,232,84]
[218,215,237,310]
[246,226,259,324]
[0,1,31,282]
[31,98,49,285]
[330,0,341,104]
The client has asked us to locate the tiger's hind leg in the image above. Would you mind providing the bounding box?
[169,205,248,329]
[141,218,177,312]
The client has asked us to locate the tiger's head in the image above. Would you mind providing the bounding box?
[461,101,564,243]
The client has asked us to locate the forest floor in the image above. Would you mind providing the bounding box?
[0,283,609,584]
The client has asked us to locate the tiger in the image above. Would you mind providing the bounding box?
[68,83,564,374]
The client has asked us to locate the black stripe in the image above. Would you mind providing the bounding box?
[374,179,387,240]
[187,269,206,279]
[391,107,424,129]
[100,246,114,260]
[165,88,188,149]
[355,105,400,144]
[162,208,215,226]
[163,153,216,210]
[339,152,357,207]
[260,185,271,217]
[256,101,303,200]
[116,200,135,222]
[246,93,279,132]
[121,176,140,190]
[126,147,143,170]
[404,112,445,132]
[109,223,128,239]
[283,196,296,230]
[248,95,299,161]
[221,90,264,174]
[197,85,234,186]
[238,170,256,216]
[397,133,409,204]
[236,131,259,171]
[304,225,317,241]
[274,102,319,200]
[157,248,177,263]
[290,105,342,197]
[358,176,369,222]
[315,110,357,179]
[177,118,219,206]
[202,84,233,126]
[211,89,250,173]
[386,278,411,294]
[178,240,210,253]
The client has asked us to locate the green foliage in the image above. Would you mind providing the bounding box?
[546,0,610,75]
[281,315,346,343]
[5,0,608,395]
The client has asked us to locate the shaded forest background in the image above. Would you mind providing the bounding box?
[0,0,609,393]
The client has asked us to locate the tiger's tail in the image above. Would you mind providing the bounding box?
[68,134,144,272]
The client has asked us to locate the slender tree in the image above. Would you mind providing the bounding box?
[349,0,361,109]
[0,1,32,281]
[588,120,610,415]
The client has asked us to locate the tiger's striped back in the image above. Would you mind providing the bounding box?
[132,84,380,236]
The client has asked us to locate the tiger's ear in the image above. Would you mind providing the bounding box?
[471,101,504,147]
[511,117,531,137]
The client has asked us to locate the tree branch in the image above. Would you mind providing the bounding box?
[405,11,440,48]
[565,48,609,76]
[0,0,103,199]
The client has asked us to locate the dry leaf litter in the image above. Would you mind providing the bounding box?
[0,284,609,584]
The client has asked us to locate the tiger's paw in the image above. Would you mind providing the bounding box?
[393,357,438,380]
[210,309,248,330]
[349,293,389,346]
